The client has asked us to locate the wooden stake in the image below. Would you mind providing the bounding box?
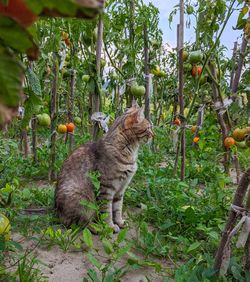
[229,41,238,90]
[48,53,58,182]
[232,37,248,95]
[31,115,37,163]
[92,14,103,140]
[178,0,186,181]
[144,22,150,120]
[214,167,250,276]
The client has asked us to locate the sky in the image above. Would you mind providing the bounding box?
[143,0,242,57]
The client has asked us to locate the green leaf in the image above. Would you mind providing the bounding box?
[21,90,41,128]
[26,67,41,95]
[80,199,98,211]
[114,243,132,260]
[0,17,36,53]
[83,228,93,248]
[86,253,102,269]
[208,231,219,241]
[87,268,101,282]
[102,238,114,255]
[117,228,128,243]
[0,47,24,108]
[234,6,248,30]
[187,241,201,253]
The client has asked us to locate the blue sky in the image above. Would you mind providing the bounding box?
[143,0,242,57]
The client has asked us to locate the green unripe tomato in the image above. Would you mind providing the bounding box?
[131,84,146,98]
[100,58,106,68]
[74,117,82,125]
[151,39,160,49]
[183,50,189,62]
[186,5,194,15]
[37,113,51,127]
[82,75,90,82]
[189,50,203,64]
[184,63,192,73]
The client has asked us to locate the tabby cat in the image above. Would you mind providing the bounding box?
[55,103,153,233]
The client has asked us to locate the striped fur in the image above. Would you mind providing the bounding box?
[55,104,153,232]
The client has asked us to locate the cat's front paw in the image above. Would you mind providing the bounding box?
[114,219,127,229]
[110,223,120,233]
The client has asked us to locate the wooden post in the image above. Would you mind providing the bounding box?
[31,115,37,163]
[92,14,103,140]
[214,167,250,276]
[127,0,135,107]
[20,129,29,158]
[245,185,250,271]
[178,0,186,181]
[68,69,75,151]
[209,63,230,173]
[229,41,238,90]
[232,37,248,95]
[48,53,58,182]
[144,22,150,120]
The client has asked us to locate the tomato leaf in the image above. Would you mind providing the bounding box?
[83,228,93,249]
[117,228,128,243]
[187,241,201,253]
[86,253,102,269]
[0,17,37,53]
[0,46,23,108]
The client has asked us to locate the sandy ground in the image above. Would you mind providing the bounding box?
[12,229,168,282]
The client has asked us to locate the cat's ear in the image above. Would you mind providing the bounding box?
[131,99,139,108]
[138,107,145,122]
[124,109,144,129]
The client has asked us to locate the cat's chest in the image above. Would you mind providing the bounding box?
[112,162,137,191]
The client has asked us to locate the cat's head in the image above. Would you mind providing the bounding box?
[121,102,154,144]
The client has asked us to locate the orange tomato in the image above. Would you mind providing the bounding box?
[193,136,200,143]
[232,128,246,142]
[66,122,75,133]
[224,137,235,149]
[191,125,197,133]
[174,118,181,126]
[64,38,71,46]
[57,124,67,134]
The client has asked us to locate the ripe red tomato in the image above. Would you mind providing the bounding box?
[224,137,236,149]
[191,65,202,77]
[66,122,75,133]
[174,118,181,126]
